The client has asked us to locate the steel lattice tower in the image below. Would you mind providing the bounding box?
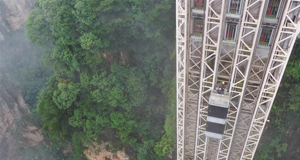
[176,0,300,159]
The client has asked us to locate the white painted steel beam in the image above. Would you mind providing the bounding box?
[218,0,267,159]
[184,37,203,159]
[229,51,267,159]
[177,0,300,159]
[176,0,188,159]
[194,0,226,159]
[241,1,300,159]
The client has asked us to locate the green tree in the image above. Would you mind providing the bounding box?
[53,82,80,109]
[27,0,176,159]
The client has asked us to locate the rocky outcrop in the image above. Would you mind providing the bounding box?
[2,0,35,30]
[0,1,43,159]
[0,85,43,160]
[0,0,35,41]
[0,87,29,141]
[85,142,129,160]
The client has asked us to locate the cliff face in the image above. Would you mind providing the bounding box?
[0,1,43,159]
[0,85,43,160]
[0,0,35,41]
[84,142,129,160]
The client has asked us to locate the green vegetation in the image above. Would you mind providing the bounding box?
[25,0,176,159]
[0,30,70,159]
[194,32,203,37]
[255,39,300,160]
[259,41,269,46]
[229,10,239,14]
[0,29,53,108]
[7,0,298,159]
[225,37,234,41]
[265,14,276,19]
[195,6,205,10]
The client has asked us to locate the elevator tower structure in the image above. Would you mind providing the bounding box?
[176,0,300,159]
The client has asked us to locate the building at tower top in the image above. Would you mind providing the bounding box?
[176,0,300,159]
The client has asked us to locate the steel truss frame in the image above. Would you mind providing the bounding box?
[218,0,267,159]
[217,42,235,84]
[176,0,188,159]
[229,52,266,159]
[194,0,225,159]
[241,1,300,159]
[185,37,203,159]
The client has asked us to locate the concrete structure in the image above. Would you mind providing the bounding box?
[176,0,300,159]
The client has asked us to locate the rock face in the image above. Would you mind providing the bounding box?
[0,85,43,160]
[85,142,129,160]
[0,0,35,41]
[0,1,43,159]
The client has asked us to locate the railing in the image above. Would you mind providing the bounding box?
[225,23,237,41]
[228,0,241,14]
[259,27,273,46]
[194,19,203,37]
[265,0,281,19]
[194,0,205,10]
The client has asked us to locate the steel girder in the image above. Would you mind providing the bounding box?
[194,0,226,159]
[185,37,203,159]
[217,42,236,84]
[228,51,266,159]
[218,0,267,159]
[241,1,300,159]
[176,0,188,159]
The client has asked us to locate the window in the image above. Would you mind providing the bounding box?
[228,0,241,14]
[194,19,203,37]
[225,23,237,41]
[259,27,273,46]
[265,0,281,19]
[195,0,205,10]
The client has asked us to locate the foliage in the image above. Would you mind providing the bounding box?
[53,82,80,109]
[26,0,176,159]
[21,138,75,160]
[256,138,287,160]
[0,29,53,108]
[0,21,70,160]
[255,39,300,160]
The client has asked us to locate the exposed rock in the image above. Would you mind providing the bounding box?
[2,0,35,30]
[0,0,35,42]
[0,1,45,159]
[0,85,43,160]
[0,89,23,142]
[85,142,129,160]
[22,125,43,146]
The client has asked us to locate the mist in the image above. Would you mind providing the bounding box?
[0,0,56,159]
[0,0,176,159]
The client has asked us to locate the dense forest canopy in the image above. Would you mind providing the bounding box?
[25,0,176,159]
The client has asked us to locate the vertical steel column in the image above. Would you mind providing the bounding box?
[194,0,225,159]
[216,0,237,86]
[228,51,266,159]
[217,0,267,159]
[176,0,188,159]
[241,1,300,159]
[185,33,203,160]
